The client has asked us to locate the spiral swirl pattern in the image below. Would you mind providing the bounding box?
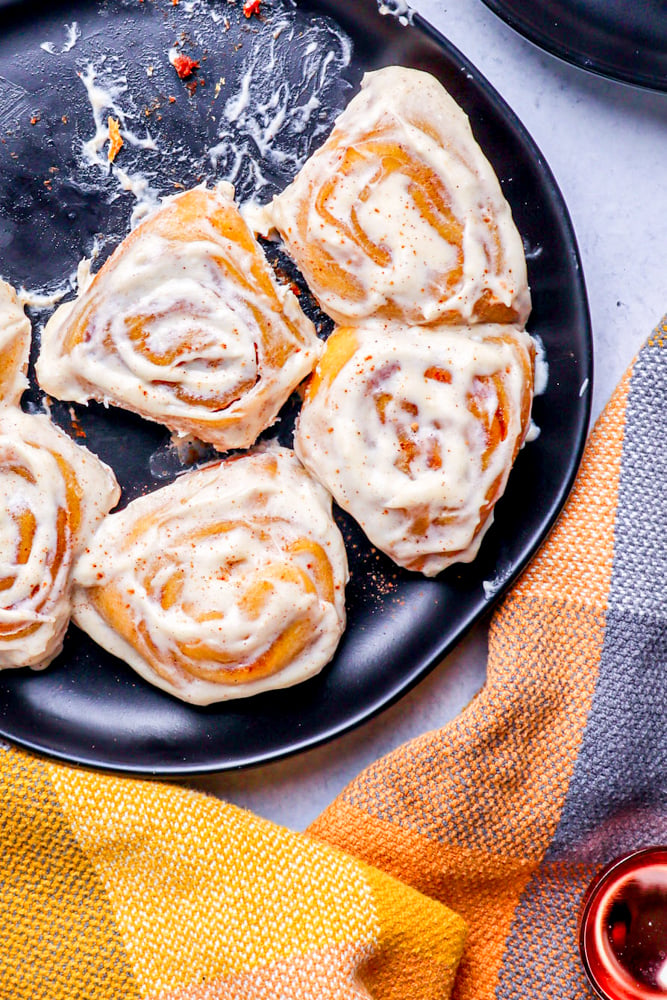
[254,67,531,329]
[0,410,120,669]
[295,324,534,576]
[72,447,348,704]
[37,183,322,450]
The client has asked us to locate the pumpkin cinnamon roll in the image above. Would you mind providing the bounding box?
[0,279,30,407]
[294,323,534,577]
[36,183,321,451]
[0,409,120,669]
[72,446,348,704]
[251,66,530,329]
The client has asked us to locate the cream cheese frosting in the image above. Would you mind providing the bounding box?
[72,446,348,704]
[36,183,322,451]
[250,66,531,329]
[0,279,31,407]
[294,323,534,576]
[0,409,120,669]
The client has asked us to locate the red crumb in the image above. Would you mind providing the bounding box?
[172,53,199,79]
[243,0,261,17]
[68,407,87,440]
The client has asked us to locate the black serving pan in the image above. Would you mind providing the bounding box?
[0,0,591,774]
[481,0,667,92]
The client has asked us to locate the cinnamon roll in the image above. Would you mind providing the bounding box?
[0,410,120,669]
[294,323,534,576]
[251,66,530,329]
[72,446,348,704]
[36,183,322,451]
[0,279,30,407]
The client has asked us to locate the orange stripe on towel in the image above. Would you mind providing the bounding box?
[311,365,634,1000]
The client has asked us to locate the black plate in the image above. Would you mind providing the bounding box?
[0,0,591,774]
[481,0,667,91]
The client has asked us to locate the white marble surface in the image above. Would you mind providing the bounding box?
[192,0,667,830]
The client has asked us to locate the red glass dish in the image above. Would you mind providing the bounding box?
[579,847,667,1000]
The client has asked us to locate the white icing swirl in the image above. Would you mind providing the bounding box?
[72,446,348,704]
[0,409,120,669]
[252,66,531,328]
[294,324,534,576]
[36,183,322,451]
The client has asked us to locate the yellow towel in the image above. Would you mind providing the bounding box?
[0,743,465,998]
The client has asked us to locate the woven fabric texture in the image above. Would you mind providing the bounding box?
[2,320,665,998]
[311,318,667,998]
[0,740,465,999]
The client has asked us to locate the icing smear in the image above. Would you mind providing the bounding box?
[377,0,414,25]
[77,62,161,227]
[40,21,81,56]
[209,7,352,198]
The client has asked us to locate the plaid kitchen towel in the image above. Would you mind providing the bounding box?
[311,316,667,998]
[0,744,466,999]
[2,318,665,1000]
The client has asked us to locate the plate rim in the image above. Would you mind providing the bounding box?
[480,0,667,92]
[0,0,593,775]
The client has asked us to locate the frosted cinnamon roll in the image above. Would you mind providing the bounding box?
[72,446,348,704]
[0,410,120,669]
[0,279,30,407]
[251,66,530,329]
[294,324,534,576]
[36,183,322,451]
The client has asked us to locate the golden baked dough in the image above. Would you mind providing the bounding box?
[294,323,534,576]
[72,446,348,704]
[0,409,120,669]
[0,279,30,407]
[36,183,322,451]
[251,66,531,329]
